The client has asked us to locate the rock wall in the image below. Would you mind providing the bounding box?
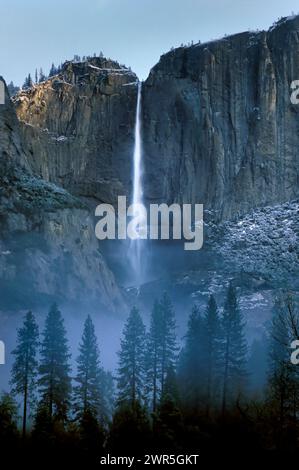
[0,79,123,312]
[142,16,299,220]
[14,58,138,203]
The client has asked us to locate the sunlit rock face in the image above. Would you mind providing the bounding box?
[14,57,138,204]
[0,79,124,312]
[142,16,299,221]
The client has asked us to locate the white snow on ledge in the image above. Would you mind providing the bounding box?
[269,14,298,32]
[88,64,129,73]
[122,81,138,87]
[51,135,68,142]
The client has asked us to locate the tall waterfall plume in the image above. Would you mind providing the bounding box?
[130,81,146,283]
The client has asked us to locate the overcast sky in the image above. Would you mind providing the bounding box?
[1,0,299,86]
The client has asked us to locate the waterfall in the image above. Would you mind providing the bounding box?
[130,81,145,283]
[132,81,143,211]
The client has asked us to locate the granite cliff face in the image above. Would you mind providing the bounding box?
[0,79,123,311]
[142,16,299,220]
[13,18,299,221]
[4,15,299,313]
[14,57,138,203]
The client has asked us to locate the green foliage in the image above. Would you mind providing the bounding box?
[38,303,71,422]
[108,401,151,454]
[158,293,178,396]
[266,293,299,449]
[145,294,178,411]
[117,306,146,407]
[79,408,105,453]
[203,295,223,411]
[0,392,19,441]
[179,304,205,409]
[74,315,102,419]
[10,310,39,436]
[221,283,248,411]
[4,290,299,456]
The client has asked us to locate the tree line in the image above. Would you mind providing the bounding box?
[20,52,106,91]
[1,285,299,459]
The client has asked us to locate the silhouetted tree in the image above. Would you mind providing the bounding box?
[221,284,247,413]
[146,300,163,411]
[203,295,222,413]
[0,392,19,444]
[267,293,299,448]
[108,401,151,454]
[155,366,183,450]
[22,73,33,89]
[39,67,46,83]
[7,81,19,96]
[117,306,146,408]
[178,305,205,410]
[10,311,39,437]
[74,315,102,419]
[38,303,71,422]
[49,63,57,77]
[159,293,178,397]
[79,408,105,455]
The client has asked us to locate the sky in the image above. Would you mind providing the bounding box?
[1,0,299,86]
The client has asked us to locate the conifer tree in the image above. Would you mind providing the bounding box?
[267,294,299,441]
[39,67,46,83]
[178,305,205,409]
[117,306,146,408]
[146,300,163,412]
[74,315,102,419]
[38,303,71,422]
[49,63,57,77]
[159,293,178,397]
[204,295,222,413]
[22,73,33,89]
[10,311,39,438]
[155,366,183,451]
[221,283,247,413]
[7,81,19,96]
[0,393,19,443]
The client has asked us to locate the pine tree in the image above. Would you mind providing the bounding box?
[39,67,46,83]
[22,73,33,89]
[146,300,163,412]
[204,295,222,413]
[7,81,19,96]
[159,293,177,397]
[155,366,183,450]
[74,315,102,420]
[0,393,19,443]
[35,68,38,84]
[178,305,205,410]
[117,306,146,408]
[38,303,71,422]
[10,311,39,438]
[49,63,57,77]
[221,283,247,413]
[267,293,299,444]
